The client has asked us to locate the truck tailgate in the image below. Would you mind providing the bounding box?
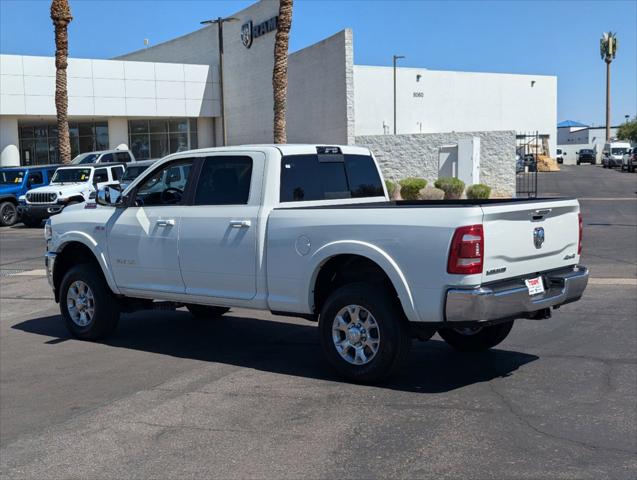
[480,199,580,283]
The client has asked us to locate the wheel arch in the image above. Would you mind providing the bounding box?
[308,241,418,322]
[0,195,19,205]
[52,237,119,302]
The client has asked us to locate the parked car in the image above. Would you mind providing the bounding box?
[44,145,589,383]
[621,148,636,173]
[19,163,125,227]
[602,142,631,168]
[556,148,564,164]
[576,149,596,165]
[71,149,135,165]
[119,159,158,189]
[0,164,61,226]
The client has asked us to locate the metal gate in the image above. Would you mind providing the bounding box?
[515,132,540,197]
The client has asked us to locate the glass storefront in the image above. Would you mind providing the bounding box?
[128,119,198,160]
[18,121,109,165]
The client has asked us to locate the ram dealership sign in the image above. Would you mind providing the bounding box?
[241,16,278,49]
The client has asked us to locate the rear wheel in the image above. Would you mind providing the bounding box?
[319,282,411,383]
[186,304,230,319]
[438,321,514,353]
[60,264,120,340]
[0,202,18,227]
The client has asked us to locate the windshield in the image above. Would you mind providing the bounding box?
[51,168,92,183]
[580,150,594,154]
[122,165,150,181]
[71,153,100,164]
[611,148,629,155]
[0,170,25,185]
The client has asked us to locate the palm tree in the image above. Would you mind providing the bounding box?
[50,0,73,163]
[600,31,618,142]
[272,0,293,144]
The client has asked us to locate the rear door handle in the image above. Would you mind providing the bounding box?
[229,220,251,228]
[156,219,176,227]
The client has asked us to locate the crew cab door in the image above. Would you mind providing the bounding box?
[178,153,263,300]
[106,158,194,294]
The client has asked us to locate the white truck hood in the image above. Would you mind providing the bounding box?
[26,183,90,202]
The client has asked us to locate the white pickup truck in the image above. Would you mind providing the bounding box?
[44,145,589,383]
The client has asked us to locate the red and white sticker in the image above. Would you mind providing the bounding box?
[525,276,545,296]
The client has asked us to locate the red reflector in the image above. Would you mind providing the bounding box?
[448,225,484,274]
[578,212,583,255]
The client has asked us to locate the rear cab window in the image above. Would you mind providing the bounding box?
[280,153,384,202]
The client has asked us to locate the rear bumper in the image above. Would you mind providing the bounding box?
[445,265,589,323]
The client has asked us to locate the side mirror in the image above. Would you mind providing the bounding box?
[96,184,124,207]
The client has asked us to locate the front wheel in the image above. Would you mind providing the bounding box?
[0,202,18,227]
[438,321,514,352]
[60,264,120,340]
[319,282,411,383]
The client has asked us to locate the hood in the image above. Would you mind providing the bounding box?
[28,183,89,196]
[0,183,22,195]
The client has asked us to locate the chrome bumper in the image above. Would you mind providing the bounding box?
[445,265,589,323]
[45,251,56,288]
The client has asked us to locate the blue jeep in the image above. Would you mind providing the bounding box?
[0,165,61,226]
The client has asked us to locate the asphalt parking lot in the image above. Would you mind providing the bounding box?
[1,165,635,479]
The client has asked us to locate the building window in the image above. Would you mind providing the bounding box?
[127,119,198,160]
[18,121,109,165]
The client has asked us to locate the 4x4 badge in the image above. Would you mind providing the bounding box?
[533,227,545,249]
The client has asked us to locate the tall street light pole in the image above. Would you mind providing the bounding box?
[201,16,238,146]
[393,55,405,135]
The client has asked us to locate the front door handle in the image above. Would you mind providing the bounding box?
[156,219,176,227]
[229,220,251,228]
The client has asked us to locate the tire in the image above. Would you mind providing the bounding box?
[0,201,18,227]
[21,216,42,228]
[576,161,580,165]
[318,282,411,384]
[438,321,514,353]
[60,264,119,340]
[186,304,230,319]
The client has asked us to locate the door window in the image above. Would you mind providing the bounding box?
[100,153,113,163]
[93,168,108,185]
[115,152,132,163]
[193,156,253,205]
[110,166,124,181]
[134,159,193,207]
[27,171,43,187]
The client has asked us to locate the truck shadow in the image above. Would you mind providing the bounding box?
[12,310,538,393]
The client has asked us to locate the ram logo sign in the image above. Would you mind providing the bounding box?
[241,16,278,49]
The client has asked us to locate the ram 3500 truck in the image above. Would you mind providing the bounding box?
[44,145,589,383]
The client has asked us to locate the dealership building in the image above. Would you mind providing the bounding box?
[0,0,556,195]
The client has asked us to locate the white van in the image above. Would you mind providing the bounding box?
[602,142,631,168]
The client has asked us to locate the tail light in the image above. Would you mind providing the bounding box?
[447,224,484,274]
[578,213,583,255]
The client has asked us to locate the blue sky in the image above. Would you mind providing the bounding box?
[1,0,635,126]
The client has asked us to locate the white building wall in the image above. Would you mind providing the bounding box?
[0,117,20,166]
[354,66,557,156]
[107,118,129,149]
[357,131,517,197]
[0,54,218,119]
[287,29,354,145]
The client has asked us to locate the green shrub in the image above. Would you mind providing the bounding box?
[385,180,397,198]
[418,186,445,200]
[434,177,465,199]
[466,184,491,200]
[399,177,427,200]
